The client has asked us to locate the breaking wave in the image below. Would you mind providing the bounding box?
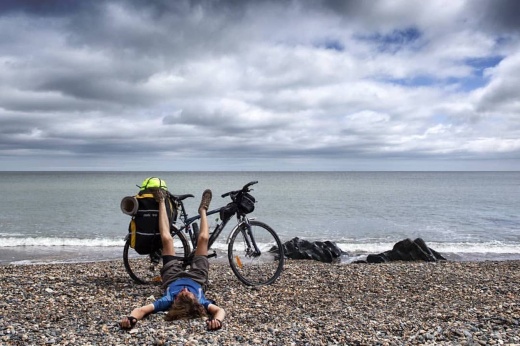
[0,237,124,247]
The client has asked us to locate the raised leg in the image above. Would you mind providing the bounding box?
[195,189,212,256]
[154,189,174,256]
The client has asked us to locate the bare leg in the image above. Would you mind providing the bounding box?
[154,189,174,256]
[195,189,212,256]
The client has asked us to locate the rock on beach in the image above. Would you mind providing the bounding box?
[0,259,519,345]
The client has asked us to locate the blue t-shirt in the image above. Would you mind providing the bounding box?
[153,277,214,313]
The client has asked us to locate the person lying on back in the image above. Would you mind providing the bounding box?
[120,189,225,331]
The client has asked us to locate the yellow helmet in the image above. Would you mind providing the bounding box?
[138,177,168,191]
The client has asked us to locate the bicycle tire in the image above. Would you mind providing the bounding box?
[123,228,191,285]
[228,220,285,286]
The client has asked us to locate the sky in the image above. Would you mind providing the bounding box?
[1,0,520,171]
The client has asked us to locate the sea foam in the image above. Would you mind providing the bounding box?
[0,237,124,247]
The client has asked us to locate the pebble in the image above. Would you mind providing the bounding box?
[0,260,519,345]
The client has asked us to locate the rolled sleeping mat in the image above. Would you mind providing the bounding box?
[120,196,139,216]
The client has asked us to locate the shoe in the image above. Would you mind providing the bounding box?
[198,189,212,212]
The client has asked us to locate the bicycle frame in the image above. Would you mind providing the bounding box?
[172,199,262,261]
[180,207,227,248]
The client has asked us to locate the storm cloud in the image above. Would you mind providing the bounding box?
[1,0,519,170]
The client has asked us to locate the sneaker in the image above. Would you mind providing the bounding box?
[198,189,212,213]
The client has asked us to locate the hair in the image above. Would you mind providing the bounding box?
[164,293,208,321]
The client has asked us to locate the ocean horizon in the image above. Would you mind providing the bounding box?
[1,171,519,265]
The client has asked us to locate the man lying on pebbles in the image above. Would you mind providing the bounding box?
[120,189,226,331]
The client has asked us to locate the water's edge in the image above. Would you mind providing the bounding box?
[2,246,520,266]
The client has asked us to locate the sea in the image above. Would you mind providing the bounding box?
[0,171,519,265]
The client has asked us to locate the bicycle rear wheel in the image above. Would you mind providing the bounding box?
[228,220,285,286]
[123,228,191,284]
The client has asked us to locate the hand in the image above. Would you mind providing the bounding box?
[152,188,166,202]
[206,318,222,331]
[120,316,137,330]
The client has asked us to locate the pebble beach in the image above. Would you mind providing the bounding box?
[1,259,519,345]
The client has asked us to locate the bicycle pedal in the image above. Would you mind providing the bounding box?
[207,251,217,259]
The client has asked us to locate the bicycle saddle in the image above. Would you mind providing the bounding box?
[171,194,194,201]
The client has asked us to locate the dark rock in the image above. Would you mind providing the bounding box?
[362,238,446,263]
[278,237,346,263]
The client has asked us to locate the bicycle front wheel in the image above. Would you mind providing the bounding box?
[228,220,285,286]
[123,228,191,285]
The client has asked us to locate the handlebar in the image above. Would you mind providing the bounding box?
[221,181,258,198]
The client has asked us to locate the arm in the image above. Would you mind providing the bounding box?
[206,303,226,330]
[120,303,155,329]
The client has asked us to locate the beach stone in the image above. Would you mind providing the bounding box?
[0,259,519,345]
[278,237,346,263]
[362,238,446,263]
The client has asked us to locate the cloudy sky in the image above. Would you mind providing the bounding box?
[1,0,519,171]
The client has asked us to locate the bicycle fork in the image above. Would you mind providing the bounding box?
[232,218,262,258]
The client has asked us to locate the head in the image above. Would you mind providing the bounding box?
[164,288,207,321]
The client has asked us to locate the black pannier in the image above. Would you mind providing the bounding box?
[237,192,255,214]
[128,189,176,255]
[220,203,237,220]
